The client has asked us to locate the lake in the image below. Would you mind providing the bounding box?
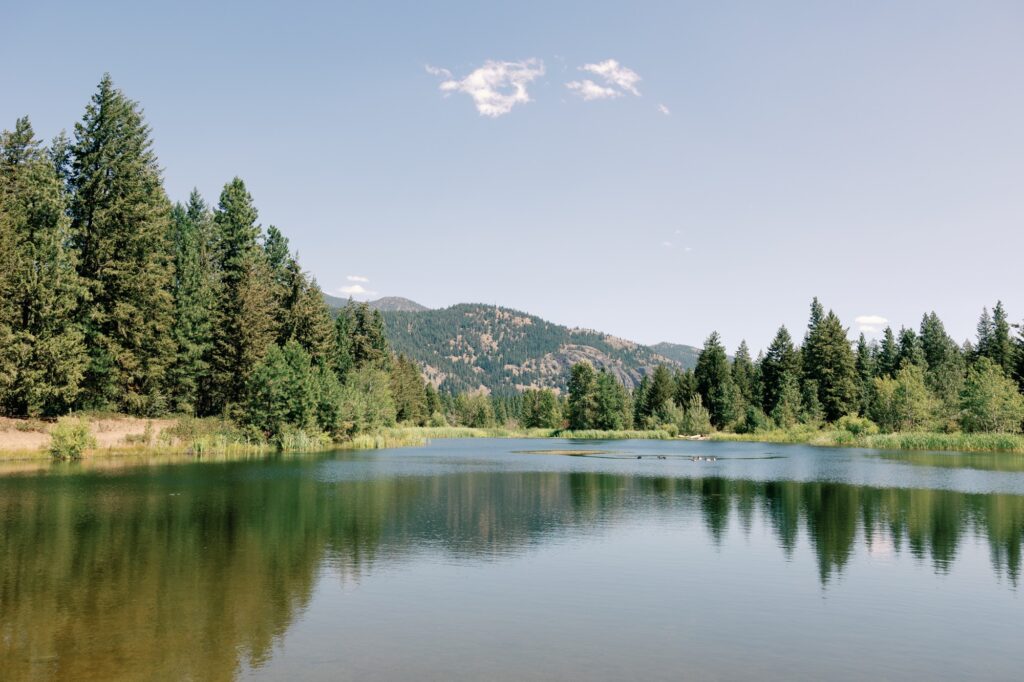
[1,438,1022,680]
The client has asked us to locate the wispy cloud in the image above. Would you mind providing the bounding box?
[572,59,641,97]
[855,314,888,335]
[566,79,621,101]
[424,64,452,79]
[431,59,545,117]
[662,240,673,248]
[658,103,670,115]
[346,274,369,282]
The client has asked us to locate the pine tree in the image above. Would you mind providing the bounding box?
[390,354,427,424]
[918,312,965,424]
[761,326,800,416]
[854,333,876,415]
[673,368,697,408]
[0,117,88,416]
[876,327,899,378]
[594,370,630,430]
[168,190,216,413]
[694,332,736,428]
[896,327,926,369]
[69,75,176,413]
[988,301,1014,375]
[209,177,277,412]
[643,365,676,423]
[801,301,858,421]
[731,341,756,409]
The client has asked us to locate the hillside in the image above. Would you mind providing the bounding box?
[379,303,699,394]
[322,294,429,312]
[650,342,702,368]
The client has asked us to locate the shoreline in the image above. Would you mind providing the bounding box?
[3,416,1023,465]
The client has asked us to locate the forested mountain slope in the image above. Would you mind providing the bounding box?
[376,303,699,394]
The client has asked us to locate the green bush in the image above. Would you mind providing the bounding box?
[49,417,96,459]
[836,414,879,436]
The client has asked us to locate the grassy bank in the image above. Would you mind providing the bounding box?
[710,428,1024,454]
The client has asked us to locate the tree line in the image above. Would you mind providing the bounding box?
[0,75,441,443]
[562,297,1024,435]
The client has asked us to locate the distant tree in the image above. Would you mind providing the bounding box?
[0,117,87,416]
[896,327,926,370]
[521,388,561,428]
[694,332,736,428]
[567,362,598,430]
[771,373,802,428]
[69,75,176,413]
[632,375,650,427]
[594,371,631,430]
[243,341,317,441]
[761,326,800,416]
[801,301,858,421]
[854,333,876,415]
[731,341,757,409]
[390,354,427,425]
[339,364,397,434]
[869,364,938,432]
[679,394,713,435]
[643,365,676,424]
[876,327,899,378]
[673,368,697,408]
[959,358,1024,433]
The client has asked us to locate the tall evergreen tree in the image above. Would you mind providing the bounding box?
[694,332,736,428]
[0,117,88,416]
[69,75,176,413]
[896,327,926,369]
[731,341,757,409]
[853,333,876,415]
[643,364,676,423]
[208,177,277,411]
[801,301,858,421]
[761,326,800,416]
[168,190,216,413]
[876,327,899,378]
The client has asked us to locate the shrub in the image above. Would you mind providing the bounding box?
[49,417,96,460]
[836,414,879,436]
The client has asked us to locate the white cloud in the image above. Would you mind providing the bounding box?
[855,315,888,335]
[566,79,621,101]
[424,64,452,79]
[662,240,673,248]
[433,59,545,117]
[658,103,670,115]
[684,246,693,253]
[346,275,369,282]
[579,59,641,96]
[339,284,377,297]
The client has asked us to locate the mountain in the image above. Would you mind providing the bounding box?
[322,293,429,312]
[379,303,700,394]
[650,342,702,369]
[368,296,430,312]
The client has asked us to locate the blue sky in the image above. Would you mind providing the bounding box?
[3,1,1022,352]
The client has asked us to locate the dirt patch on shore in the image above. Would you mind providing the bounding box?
[0,417,177,453]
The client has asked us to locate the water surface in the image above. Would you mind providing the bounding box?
[1,439,1022,680]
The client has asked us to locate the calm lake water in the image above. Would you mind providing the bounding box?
[2,438,1023,681]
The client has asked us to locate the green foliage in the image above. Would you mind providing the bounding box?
[761,326,800,416]
[594,370,632,430]
[390,354,428,425]
[243,341,317,441]
[694,332,736,428]
[567,362,598,430]
[520,388,562,428]
[338,364,397,435]
[836,414,879,437]
[69,75,176,414]
[49,417,95,459]
[801,300,858,421]
[870,364,938,432]
[960,358,1024,433]
[679,394,713,436]
[0,117,88,417]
